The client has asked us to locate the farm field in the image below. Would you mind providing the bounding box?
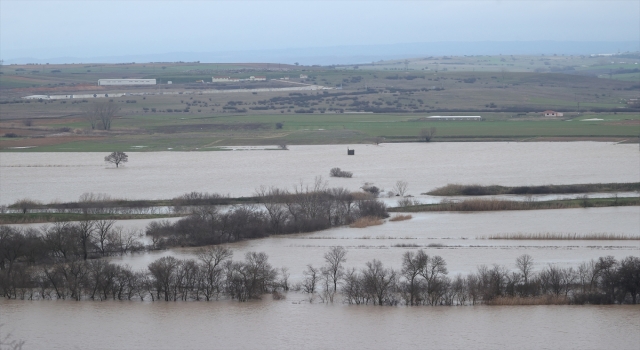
[1,55,638,151]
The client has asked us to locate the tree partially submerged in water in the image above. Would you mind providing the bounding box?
[104,152,128,168]
[1,235,639,305]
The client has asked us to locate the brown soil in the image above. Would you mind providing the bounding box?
[1,135,104,148]
[15,84,106,94]
[0,128,49,136]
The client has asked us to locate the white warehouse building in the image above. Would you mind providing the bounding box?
[98,79,156,86]
[426,116,482,121]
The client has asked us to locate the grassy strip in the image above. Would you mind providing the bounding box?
[389,214,412,222]
[425,182,640,196]
[481,232,638,240]
[0,213,182,225]
[485,296,570,305]
[350,216,384,228]
[389,197,640,213]
[9,196,260,211]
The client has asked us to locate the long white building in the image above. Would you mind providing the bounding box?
[426,116,482,121]
[98,79,156,86]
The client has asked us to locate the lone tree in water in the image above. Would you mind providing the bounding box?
[105,151,128,168]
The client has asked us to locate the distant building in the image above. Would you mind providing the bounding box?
[300,74,308,79]
[213,76,263,82]
[426,116,482,121]
[212,76,236,82]
[98,79,156,86]
[543,110,564,117]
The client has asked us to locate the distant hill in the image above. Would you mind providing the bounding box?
[3,41,638,66]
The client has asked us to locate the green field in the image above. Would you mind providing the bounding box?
[1,55,639,151]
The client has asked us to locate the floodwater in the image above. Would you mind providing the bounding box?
[1,142,639,205]
[104,207,639,279]
[1,299,639,350]
[2,143,639,349]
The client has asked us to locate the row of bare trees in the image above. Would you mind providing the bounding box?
[1,244,638,304]
[147,183,388,248]
[1,246,284,302]
[0,221,143,272]
[85,102,119,130]
[332,252,640,306]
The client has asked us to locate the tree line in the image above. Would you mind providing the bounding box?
[1,182,389,263]
[147,183,388,249]
[1,241,638,305]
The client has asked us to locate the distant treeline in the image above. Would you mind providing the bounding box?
[6,192,258,213]
[427,183,640,196]
[0,184,388,262]
[390,197,640,213]
[1,244,638,305]
[147,185,387,248]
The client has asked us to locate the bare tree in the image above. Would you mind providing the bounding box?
[420,127,437,142]
[95,220,116,256]
[12,199,41,214]
[75,219,95,261]
[516,254,534,284]
[363,259,397,306]
[323,246,347,292]
[85,102,119,130]
[393,180,409,197]
[104,152,128,168]
[302,264,319,294]
[401,250,428,305]
[0,324,26,350]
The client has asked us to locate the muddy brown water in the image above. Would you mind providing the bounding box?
[1,142,638,205]
[1,299,638,350]
[2,143,639,349]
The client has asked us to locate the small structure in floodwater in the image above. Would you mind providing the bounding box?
[347,148,355,155]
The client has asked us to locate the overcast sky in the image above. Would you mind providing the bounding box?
[1,0,638,60]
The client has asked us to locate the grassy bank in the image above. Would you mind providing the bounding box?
[481,232,639,240]
[426,182,640,196]
[389,197,640,213]
[8,195,260,211]
[485,296,570,306]
[0,213,182,224]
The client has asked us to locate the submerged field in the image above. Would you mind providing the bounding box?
[1,142,638,205]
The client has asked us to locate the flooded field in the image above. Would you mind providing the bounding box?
[1,299,639,350]
[98,207,639,280]
[1,142,638,205]
[2,142,639,350]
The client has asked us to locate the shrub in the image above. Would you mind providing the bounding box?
[330,167,353,178]
[361,184,380,197]
[350,216,384,228]
[389,214,412,222]
[3,133,19,138]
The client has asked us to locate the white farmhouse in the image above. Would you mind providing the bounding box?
[543,110,564,117]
